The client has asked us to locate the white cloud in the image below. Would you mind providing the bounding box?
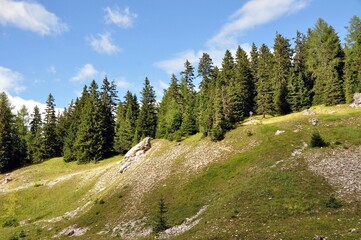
[48,65,56,74]
[117,77,130,89]
[0,0,68,36]
[207,0,309,49]
[155,0,308,75]
[104,6,137,28]
[158,80,169,90]
[71,64,98,82]
[154,44,251,75]
[88,32,121,55]
[0,66,26,94]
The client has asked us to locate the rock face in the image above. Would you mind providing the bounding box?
[350,93,361,108]
[119,137,151,173]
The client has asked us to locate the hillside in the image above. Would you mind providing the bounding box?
[1,105,361,240]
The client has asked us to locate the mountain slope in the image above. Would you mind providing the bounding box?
[1,105,361,239]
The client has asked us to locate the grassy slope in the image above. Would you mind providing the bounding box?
[1,105,361,239]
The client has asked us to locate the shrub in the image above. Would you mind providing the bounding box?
[310,132,327,148]
[2,217,19,227]
[326,196,342,209]
[153,196,169,234]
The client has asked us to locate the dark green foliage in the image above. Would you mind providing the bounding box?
[325,196,342,209]
[306,18,345,105]
[272,33,292,115]
[310,132,327,148]
[2,217,19,227]
[137,77,157,138]
[344,16,361,103]
[153,196,169,234]
[42,94,59,159]
[0,92,23,172]
[256,44,274,117]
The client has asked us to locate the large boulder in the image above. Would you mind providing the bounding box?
[124,137,151,160]
[350,93,361,108]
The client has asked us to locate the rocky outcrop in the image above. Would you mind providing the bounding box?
[119,137,152,173]
[350,93,361,108]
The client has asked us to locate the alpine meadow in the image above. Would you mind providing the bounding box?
[1,1,361,239]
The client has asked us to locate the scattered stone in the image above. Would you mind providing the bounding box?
[244,119,261,125]
[328,110,336,114]
[350,93,361,108]
[291,142,308,157]
[53,225,89,238]
[275,130,285,136]
[349,228,358,233]
[309,118,318,126]
[4,177,13,184]
[314,236,327,240]
[303,109,315,115]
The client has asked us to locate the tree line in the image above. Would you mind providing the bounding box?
[0,17,360,172]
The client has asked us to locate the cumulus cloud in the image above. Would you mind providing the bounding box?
[104,6,137,28]
[155,0,309,75]
[0,66,26,94]
[71,64,98,82]
[88,32,121,55]
[0,0,68,36]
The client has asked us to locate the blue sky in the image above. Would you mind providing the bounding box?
[0,0,360,113]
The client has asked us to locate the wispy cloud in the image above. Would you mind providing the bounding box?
[155,0,309,75]
[88,32,121,55]
[6,93,62,114]
[104,6,137,28]
[158,80,169,90]
[71,64,98,82]
[0,66,26,94]
[0,0,68,36]
[208,0,309,49]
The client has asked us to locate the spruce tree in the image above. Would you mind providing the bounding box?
[42,93,59,159]
[220,50,235,128]
[15,105,29,164]
[28,106,43,163]
[180,60,197,136]
[256,44,274,117]
[0,93,22,172]
[272,33,292,114]
[197,53,214,136]
[306,18,345,105]
[136,77,157,138]
[211,68,226,141]
[344,16,361,103]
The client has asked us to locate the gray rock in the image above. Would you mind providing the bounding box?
[275,130,285,136]
[303,109,315,115]
[124,137,151,160]
[309,118,318,126]
[350,93,361,108]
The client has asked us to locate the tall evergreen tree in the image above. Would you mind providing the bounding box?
[180,60,197,136]
[256,44,274,117]
[250,43,259,101]
[0,93,22,172]
[100,77,118,157]
[197,53,214,136]
[15,105,29,164]
[42,93,59,159]
[272,33,292,114]
[306,18,345,105]
[230,46,254,122]
[344,16,361,103]
[288,31,312,111]
[211,67,226,141]
[136,77,157,138]
[28,106,43,163]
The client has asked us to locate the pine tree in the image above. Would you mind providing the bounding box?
[180,60,197,136]
[197,53,214,136]
[220,50,235,128]
[230,46,254,122]
[15,105,29,164]
[100,77,118,157]
[211,68,226,141]
[28,106,43,163]
[0,93,22,172]
[256,44,274,117]
[74,80,104,163]
[136,77,157,139]
[288,31,312,111]
[250,43,259,100]
[344,16,361,103]
[42,93,59,159]
[272,33,292,114]
[306,18,345,105]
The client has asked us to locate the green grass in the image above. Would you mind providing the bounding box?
[1,105,361,239]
